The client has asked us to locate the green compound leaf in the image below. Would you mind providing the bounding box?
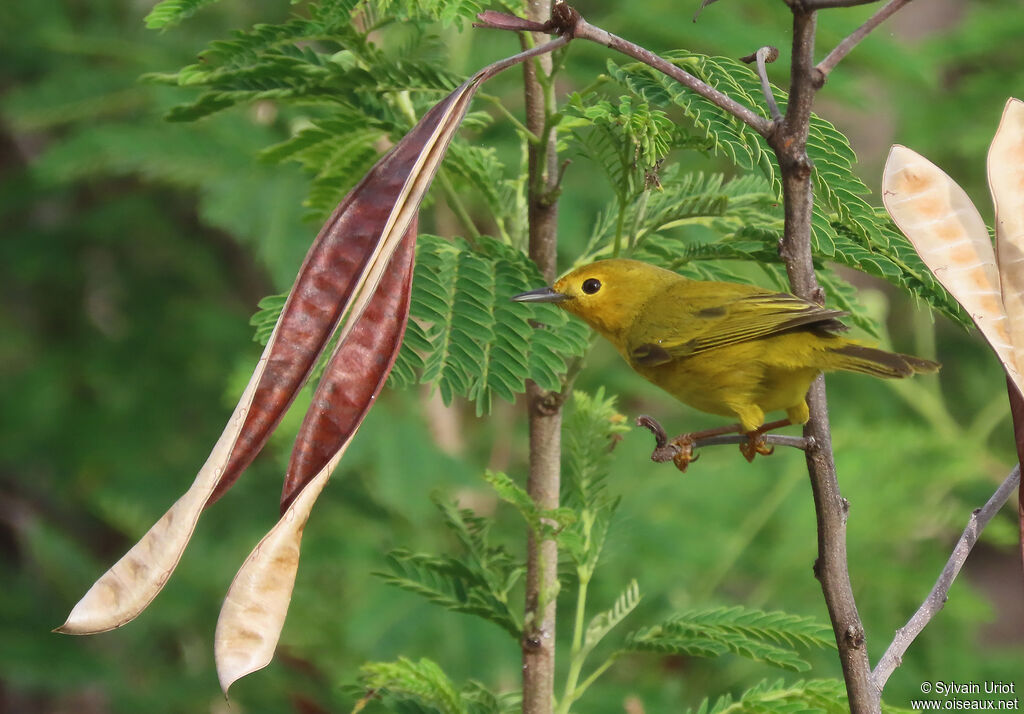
[604,52,969,328]
[688,678,850,714]
[375,496,524,639]
[401,235,590,415]
[144,0,221,29]
[625,606,835,673]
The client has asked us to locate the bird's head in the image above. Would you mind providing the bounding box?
[512,258,681,339]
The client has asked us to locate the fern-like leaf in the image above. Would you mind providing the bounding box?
[583,579,641,653]
[483,471,576,538]
[375,550,521,639]
[358,657,465,714]
[604,52,968,327]
[689,678,850,714]
[144,0,220,29]
[354,0,486,29]
[625,606,835,672]
[406,235,590,415]
[560,389,629,573]
[375,495,524,638]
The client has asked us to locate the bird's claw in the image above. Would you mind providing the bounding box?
[670,437,699,472]
[740,432,774,462]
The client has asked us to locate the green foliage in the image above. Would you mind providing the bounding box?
[563,93,677,220]
[484,470,576,539]
[560,389,629,574]
[688,678,850,714]
[144,0,221,29]
[392,234,591,414]
[625,606,835,672]
[375,496,524,638]
[600,52,968,327]
[582,578,641,655]
[6,0,1023,712]
[354,0,487,29]
[247,234,591,414]
[355,657,519,713]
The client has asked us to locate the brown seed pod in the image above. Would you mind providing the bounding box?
[281,219,417,511]
[206,95,468,508]
[214,220,417,692]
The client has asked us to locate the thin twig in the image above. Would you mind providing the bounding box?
[803,0,884,9]
[480,93,541,144]
[747,46,782,122]
[571,18,774,136]
[872,466,1021,690]
[816,0,915,81]
[697,433,810,450]
[476,7,773,137]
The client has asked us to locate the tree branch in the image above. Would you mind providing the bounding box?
[570,18,774,136]
[815,0,915,81]
[521,2,563,713]
[802,0,884,9]
[776,8,877,713]
[476,7,773,136]
[872,466,1021,690]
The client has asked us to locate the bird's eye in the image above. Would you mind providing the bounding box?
[581,278,602,295]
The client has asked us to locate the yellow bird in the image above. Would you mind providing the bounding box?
[513,258,939,467]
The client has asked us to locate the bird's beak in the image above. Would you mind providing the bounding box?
[511,287,569,303]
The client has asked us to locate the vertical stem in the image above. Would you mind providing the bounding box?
[1006,379,1024,577]
[557,574,590,714]
[775,9,877,713]
[522,2,562,714]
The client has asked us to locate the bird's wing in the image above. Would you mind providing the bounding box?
[628,287,848,365]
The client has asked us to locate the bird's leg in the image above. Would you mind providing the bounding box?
[739,418,793,462]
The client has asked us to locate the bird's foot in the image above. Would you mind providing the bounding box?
[637,415,736,473]
[740,432,775,462]
[666,436,699,472]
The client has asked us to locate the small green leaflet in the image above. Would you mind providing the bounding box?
[625,605,835,672]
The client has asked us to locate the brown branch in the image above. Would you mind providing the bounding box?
[872,466,1021,690]
[521,2,562,713]
[1005,379,1024,578]
[477,7,773,136]
[777,8,877,713]
[802,0,884,9]
[570,17,774,136]
[815,0,915,81]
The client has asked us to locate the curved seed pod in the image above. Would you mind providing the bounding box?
[55,343,273,634]
[988,98,1024,376]
[206,93,467,507]
[58,35,569,637]
[215,222,416,693]
[883,145,1022,393]
[987,97,1024,552]
[281,222,417,511]
[208,37,554,504]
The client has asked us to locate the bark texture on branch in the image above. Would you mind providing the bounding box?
[522,1,562,712]
[773,10,877,712]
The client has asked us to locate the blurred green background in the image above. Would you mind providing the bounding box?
[2,0,1023,712]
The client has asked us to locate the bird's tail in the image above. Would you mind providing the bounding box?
[826,343,940,378]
